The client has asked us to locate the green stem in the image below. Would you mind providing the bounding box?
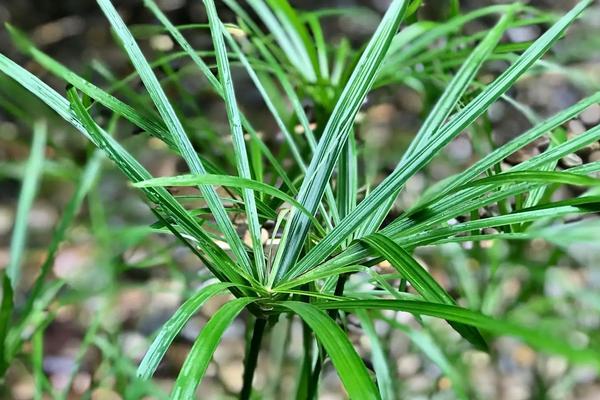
[296,320,313,400]
[306,352,323,400]
[240,318,267,400]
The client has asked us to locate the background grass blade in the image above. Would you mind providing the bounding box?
[357,310,394,400]
[12,150,103,357]
[7,120,46,288]
[247,0,317,82]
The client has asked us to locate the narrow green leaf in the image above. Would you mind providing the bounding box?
[32,329,44,400]
[204,0,266,280]
[316,299,600,369]
[274,265,367,291]
[142,0,220,90]
[271,0,409,285]
[282,301,380,400]
[135,173,324,234]
[5,23,174,148]
[138,282,232,379]
[463,171,600,189]
[247,0,316,82]
[337,134,358,223]
[97,0,254,276]
[265,0,320,80]
[17,150,103,342]
[171,297,255,399]
[307,15,330,79]
[0,273,14,376]
[361,234,487,350]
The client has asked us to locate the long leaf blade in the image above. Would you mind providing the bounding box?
[97,0,254,276]
[204,0,266,280]
[271,0,409,284]
[171,297,254,399]
[362,233,487,350]
[282,301,380,400]
[137,282,232,379]
[315,300,600,368]
[291,0,593,279]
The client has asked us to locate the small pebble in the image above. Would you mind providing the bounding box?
[580,104,600,125]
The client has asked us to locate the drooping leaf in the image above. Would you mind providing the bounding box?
[316,299,600,369]
[137,282,233,379]
[171,297,255,399]
[362,233,488,350]
[282,301,380,399]
[97,0,255,276]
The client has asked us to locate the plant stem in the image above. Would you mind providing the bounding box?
[306,351,323,400]
[297,320,313,400]
[240,318,267,400]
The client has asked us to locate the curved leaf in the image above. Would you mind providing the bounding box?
[282,301,380,400]
[135,174,324,233]
[462,171,600,190]
[316,299,600,369]
[361,234,487,351]
[171,297,255,399]
[137,282,233,379]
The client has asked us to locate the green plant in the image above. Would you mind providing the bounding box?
[1,0,600,398]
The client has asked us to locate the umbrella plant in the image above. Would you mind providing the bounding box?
[1,0,599,398]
